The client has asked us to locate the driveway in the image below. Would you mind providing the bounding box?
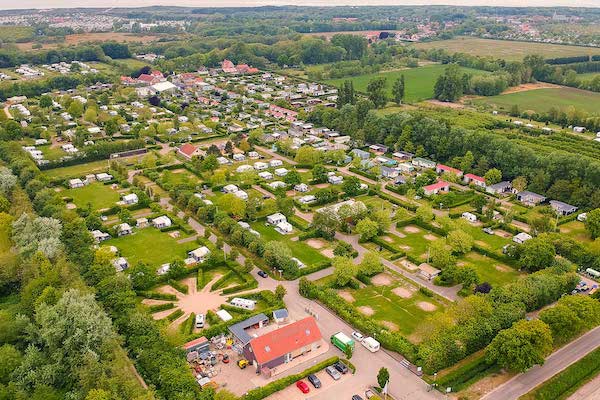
[483,326,600,400]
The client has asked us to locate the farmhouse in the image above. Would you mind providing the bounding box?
[463,173,486,188]
[244,317,322,376]
[516,191,546,206]
[550,200,578,216]
[486,181,512,195]
[423,181,450,196]
[436,164,463,177]
[152,215,172,229]
[188,246,211,262]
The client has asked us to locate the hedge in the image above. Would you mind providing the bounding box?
[140,291,177,301]
[435,353,497,393]
[210,270,234,291]
[221,279,258,295]
[148,302,175,313]
[197,268,206,290]
[241,356,339,400]
[180,313,196,335]
[168,279,189,294]
[380,186,418,211]
[520,346,600,400]
[294,260,332,278]
[349,166,379,181]
[166,309,184,322]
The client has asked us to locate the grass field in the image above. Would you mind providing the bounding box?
[0,26,34,42]
[473,87,600,115]
[412,37,599,61]
[62,182,121,211]
[326,64,488,103]
[42,160,111,179]
[578,72,600,81]
[457,252,520,287]
[105,228,197,267]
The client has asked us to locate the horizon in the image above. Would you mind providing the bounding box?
[2,0,600,11]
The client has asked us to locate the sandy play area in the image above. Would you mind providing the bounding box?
[358,306,375,316]
[423,234,438,241]
[381,321,399,331]
[338,290,355,303]
[417,301,437,312]
[404,226,421,234]
[392,287,414,299]
[306,238,327,249]
[371,273,393,286]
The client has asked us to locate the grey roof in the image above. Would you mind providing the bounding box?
[550,200,577,211]
[273,309,289,319]
[488,181,511,189]
[517,191,546,200]
[228,313,269,345]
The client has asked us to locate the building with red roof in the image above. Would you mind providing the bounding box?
[436,164,463,177]
[178,143,205,160]
[423,180,450,196]
[463,173,486,188]
[243,317,322,373]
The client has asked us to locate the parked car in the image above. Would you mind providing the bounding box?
[335,361,349,374]
[352,395,364,400]
[296,380,310,394]
[351,331,364,342]
[365,389,376,399]
[237,359,248,369]
[195,313,205,328]
[257,270,268,278]
[483,227,494,235]
[326,366,341,380]
[307,374,321,388]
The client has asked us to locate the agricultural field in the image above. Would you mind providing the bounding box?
[412,37,599,61]
[326,64,489,103]
[472,87,600,115]
[104,227,198,268]
[0,25,34,42]
[61,182,122,211]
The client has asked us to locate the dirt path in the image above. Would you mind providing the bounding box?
[3,106,13,120]
[500,82,560,94]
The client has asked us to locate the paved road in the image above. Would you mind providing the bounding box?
[568,373,600,400]
[483,326,600,400]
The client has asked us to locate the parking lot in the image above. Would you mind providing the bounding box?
[265,369,352,400]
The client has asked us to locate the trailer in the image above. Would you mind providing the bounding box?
[330,332,355,353]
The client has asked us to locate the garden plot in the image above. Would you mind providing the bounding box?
[104,227,198,267]
[337,272,445,338]
[61,182,122,211]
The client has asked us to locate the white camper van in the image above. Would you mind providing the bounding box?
[361,337,380,353]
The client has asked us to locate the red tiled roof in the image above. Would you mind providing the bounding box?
[138,74,155,83]
[465,173,485,182]
[183,336,208,349]
[179,143,198,157]
[437,164,463,175]
[250,317,322,364]
[424,180,450,191]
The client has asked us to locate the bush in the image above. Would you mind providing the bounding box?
[148,302,175,313]
[210,270,234,291]
[140,291,177,301]
[419,287,434,297]
[180,313,196,335]
[168,279,189,294]
[435,354,497,393]
[166,309,184,322]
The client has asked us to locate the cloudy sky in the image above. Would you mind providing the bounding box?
[2,0,600,9]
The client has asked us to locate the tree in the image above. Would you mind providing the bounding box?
[67,100,84,118]
[263,241,297,276]
[334,241,355,257]
[333,257,357,287]
[585,208,600,239]
[484,168,502,185]
[512,176,528,193]
[539,304,583,343]
[371,209,391,233]
[517,238,556,272]
[39,95,52,108]
[360,251,384,276]
[343,176,362,196]
[284,170,302,186]
[295,146,322,165]
[275,284,287,300]
[83,107,97,123]
[367,77,387,108]
[355,217,379,241]
[312,164,328,183]
[311,210,340,240]
[129,262,156,290]
[447,230,474,254]
[11,214,63,258]
[377,367,390,389]
[344,344,353,360]
[433,64,464,102]
[392,75,405,105]
[415,205,434,223]
[0,167,17,196]
[486,319,553,372]
[0,344,21,384]
[429,240,455,270]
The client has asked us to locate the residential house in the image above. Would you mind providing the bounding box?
[516,191,546,206]
[463,173,486,188]
[423,181,450,196]
[122,193,138,205]
[188,246,211,262]
[436,164,463,178]
[178,143,205,160]
[486,181,512,195]
[550,200,578,216]
[152,216,172,229]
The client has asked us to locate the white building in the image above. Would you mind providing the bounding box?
[188,246,210,262]
[267,213,287,225]
[122,193,138,205]
[153,215,172,229]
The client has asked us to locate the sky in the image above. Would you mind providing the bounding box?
[1,0,600,10]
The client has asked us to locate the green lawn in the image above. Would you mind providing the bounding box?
[344,273,445,337]
[250,221,328,266]
[578,72,600,82]
[42,159,112,179]
[473,87,600,115]
[62,182,121,211]
[104,228,197,267]
[326,64,489,103]
[413,37,599,61]
[560,220,593,244]
[457,252,521,287]
[462,224,511,254]
[386,225,441,262]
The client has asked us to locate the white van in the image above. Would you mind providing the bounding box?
[361,337,380,353]
[195,314,205,328]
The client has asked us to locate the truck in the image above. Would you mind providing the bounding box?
[330,332,355,353]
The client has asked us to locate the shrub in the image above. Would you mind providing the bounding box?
[166,309,184,322]
[168,279,189,294]
[148,302,175,313]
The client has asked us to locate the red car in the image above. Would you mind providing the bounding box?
[296,380,310,394]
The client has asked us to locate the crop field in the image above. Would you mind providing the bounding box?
[105,228,197,267]
[473,87,600,115]
[412,37,599,61]
[0,26,34,42]
[326,64,488,103]
[62,182,121,211]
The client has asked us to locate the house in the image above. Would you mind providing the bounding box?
[550,200,578,216]
[392,151,413,161]
[182,336,210,354]
[136,218,148,228]
[516,191,546,206]
[351,149,371,160]
[299,195,316,204]
[269,159,283,168]
[113,257,129,272]
[274,168,288,177]
[223,184,239,194]
[178,143,205,160]
[486,181,512,195]
[418,263,441,280]
[412,157,436,169]
[188,246,211,262]
[152,215,172,229]
[396,163,415,174]
[228,313,270,346]
[243,317,322,375]
[369,144,388,154]
[273,309,290,325]
[254,162,269,171]
[380,166,399,179]
[258,171,273,180]
[69,178,84,189]
[328,175,343,185]
[462,212,477,222]
[436,164,463,177]
[122,193,138,205]
[276,221,293,234]
[423,181,450,196]
[513,232,533,244]
[117,223,132,237]
[234,190,249,200]
[294,183,309,192]
[91,230,110,243]
[267,213,287,225]
[464,173,486,188]
[96,173,113,182]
